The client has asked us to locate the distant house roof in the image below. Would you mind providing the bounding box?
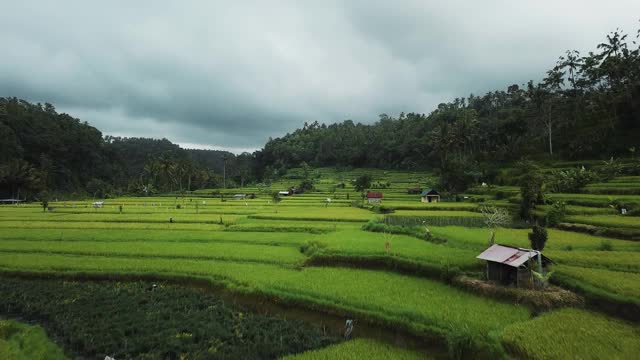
[0,199,24,203]
[420,189,439,197]
[234,194,246,197]
[477,244,554,268]
[366,192,383,199]
[278,191,290,195]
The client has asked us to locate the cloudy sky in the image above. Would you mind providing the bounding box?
[2,1,639,153]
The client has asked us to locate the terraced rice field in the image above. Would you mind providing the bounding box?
[1,168,639,358]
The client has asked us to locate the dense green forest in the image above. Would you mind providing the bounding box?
[1,25,639,199]
[0,99,253,199]
[254,26,640,179]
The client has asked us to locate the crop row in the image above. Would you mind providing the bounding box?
[281,338,428,360]
[428,226,640,252]
[565,215,640,230]
[501,308,640,359]
[554,265,640,301]
[0,239,306,266]
[0,252,530,355]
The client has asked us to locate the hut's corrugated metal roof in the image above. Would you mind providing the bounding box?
[367,192,383,198]
[476,244,553,268]
[420,189,439,196]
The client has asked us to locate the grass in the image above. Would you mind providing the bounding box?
[320,229,481,270]
[554,265,640,301]
[0,227,316,245]
[428,226,640,252]
[547,250,640,273]
[0,320,67,360]
[280,339,429,360]
[0,239,306,266]
[565,215,640,229]
[3,166,640,358]
[502,308,640,359]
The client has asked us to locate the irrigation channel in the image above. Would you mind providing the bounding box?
[0,272,448,359]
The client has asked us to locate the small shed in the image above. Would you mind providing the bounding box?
[92,201,104,208]
[477,244,554,288]
[0,199,24,205]
[233,194,247,200]
[278,191,290,196]
[366,192,383,204]
[420,189,440,203]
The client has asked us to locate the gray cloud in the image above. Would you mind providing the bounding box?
[1,1,639,153]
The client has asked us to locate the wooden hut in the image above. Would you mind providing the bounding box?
[476,244,554,288]
[366,192,383,204]
[420,189,440,203]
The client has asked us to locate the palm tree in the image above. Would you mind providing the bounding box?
[143,160,160,189]
[0,159,44,199]
[157,157,177,192]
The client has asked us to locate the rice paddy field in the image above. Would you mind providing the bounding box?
[1,167,639,359]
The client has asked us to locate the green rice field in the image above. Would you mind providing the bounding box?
[1,168,639,358]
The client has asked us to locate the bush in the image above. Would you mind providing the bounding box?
[528,224,548,251]
[547,167,595,193]
[361,219,440,242]
[371,204,394,214]
[556,223,640,240]
[545,201,566,226]
[299,179,314,191]
[517,160,545,219]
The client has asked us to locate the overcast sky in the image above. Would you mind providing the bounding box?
[1,1,639,153]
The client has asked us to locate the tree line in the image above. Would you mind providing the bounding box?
[0,98,254,199]
[253,25,640,190]
[1,24,639,198]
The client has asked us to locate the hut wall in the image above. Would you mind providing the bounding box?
[487,262,517,285]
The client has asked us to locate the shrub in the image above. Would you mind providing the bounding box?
[371,204,394,214]
[440,263,462,282]
[547,167,594,193]
[528,224,548,251]
[596,157,623,181]
[517,160,545,219]
[362,219,441,242]
[545,201,566,226]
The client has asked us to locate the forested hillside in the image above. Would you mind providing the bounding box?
[254,27,640,178]
[0,99,248,199]
[2,26,639,199]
